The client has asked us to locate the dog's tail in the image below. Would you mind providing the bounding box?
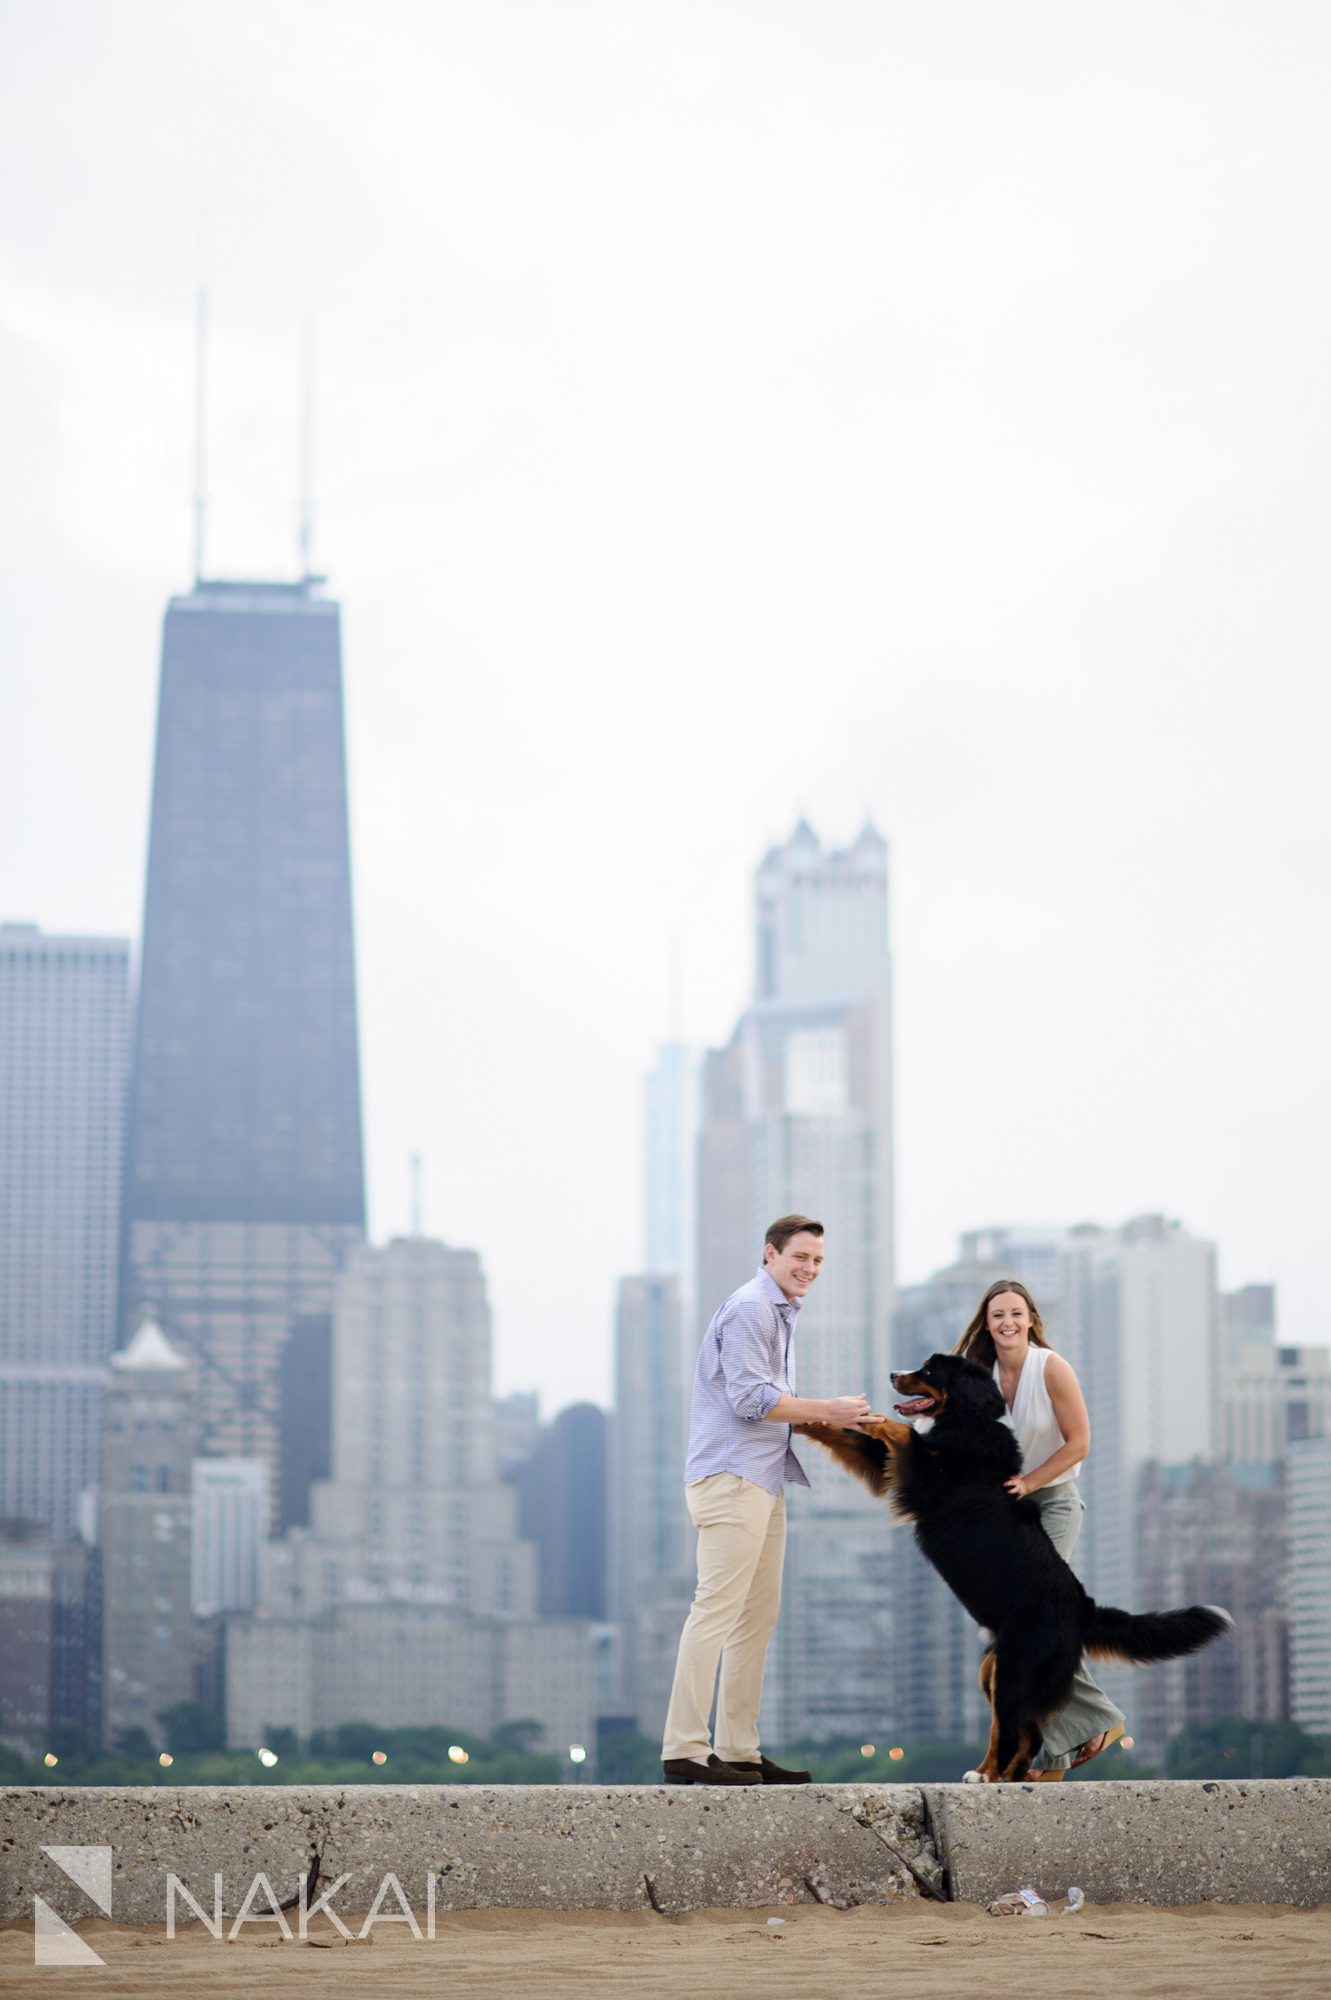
[1084,1601,1233,1666]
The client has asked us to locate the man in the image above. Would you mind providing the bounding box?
[660,1214,871,1785]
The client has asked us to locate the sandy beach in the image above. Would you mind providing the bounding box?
[4,1900,1329,1999]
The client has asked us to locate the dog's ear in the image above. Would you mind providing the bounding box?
[939,1357,1006,1423]
[797,1423,892,1498]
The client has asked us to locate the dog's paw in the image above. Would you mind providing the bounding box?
[962,1769,990,1785]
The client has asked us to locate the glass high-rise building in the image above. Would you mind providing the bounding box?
[643,1042,698,1288]
[122,578,365,1528]
[0,923,129,1540]
[697,820,895,1406]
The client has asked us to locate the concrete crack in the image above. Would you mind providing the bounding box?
[918,1788,953,1901]
[848,1806,948,1903]
[277,1832,323,1912]
[279,1848,321,1913]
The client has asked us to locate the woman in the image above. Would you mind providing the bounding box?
[954,1277,1126,1779]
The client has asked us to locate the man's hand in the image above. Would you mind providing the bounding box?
[822,1393,871,1429]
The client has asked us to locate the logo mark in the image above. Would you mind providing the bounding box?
[35,1846,112,1966]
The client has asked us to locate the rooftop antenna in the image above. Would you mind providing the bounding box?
[298,316,315,579]
[192,286,208,585]
[410,1152,423,1238]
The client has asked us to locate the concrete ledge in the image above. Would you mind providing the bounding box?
[924,1780,1331,1909]
[3,1782,1327,1923]
[0,1785,938,1923]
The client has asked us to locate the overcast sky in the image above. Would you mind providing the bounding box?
[3,1,1328,1412]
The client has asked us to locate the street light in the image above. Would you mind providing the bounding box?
[256,1747,279,1768]
[568,1745,587,1765]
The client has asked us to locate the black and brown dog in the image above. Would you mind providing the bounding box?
[799,1352,1232,1782]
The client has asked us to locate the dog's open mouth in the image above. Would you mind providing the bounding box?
[890,1371,941,1419]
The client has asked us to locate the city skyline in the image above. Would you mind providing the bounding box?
[4,774,1313,1417]
[4,3,1329,1415]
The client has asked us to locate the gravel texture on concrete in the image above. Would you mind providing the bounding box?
[924,1779,1331,1908]
[0,1784,940,1924]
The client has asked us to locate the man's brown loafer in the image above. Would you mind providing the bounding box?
[728,1753,812,1784]
[662,1754,763,1785]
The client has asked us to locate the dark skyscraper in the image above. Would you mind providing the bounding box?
[123,578,365,1525]
[515,1404,608,1620]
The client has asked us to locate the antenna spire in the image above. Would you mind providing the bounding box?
[192,288,208,585]
[298,317,315,578]
[668,928,683,1041]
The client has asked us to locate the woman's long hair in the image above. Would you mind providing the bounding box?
[953,1277,1052,1371]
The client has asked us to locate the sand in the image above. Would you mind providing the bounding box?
[3,1900,1329,1998]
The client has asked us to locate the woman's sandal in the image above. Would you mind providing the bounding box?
[1069,1723,1126,1770]
[1028,1721,1127,1780]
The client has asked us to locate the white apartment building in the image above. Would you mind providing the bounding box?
[1220,1283,1276,1370]
[1286,1435,1331,1736]
[1062,1215,1218,1608]
[1062,1215,1219,1724]
[1222,1345,1331,1465]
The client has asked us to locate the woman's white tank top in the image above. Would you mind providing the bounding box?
[993,1344,1078,1486]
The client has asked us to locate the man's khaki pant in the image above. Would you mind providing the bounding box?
[661,1472,786,1764]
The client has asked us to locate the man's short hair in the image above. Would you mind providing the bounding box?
[765,1214,824,1256]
